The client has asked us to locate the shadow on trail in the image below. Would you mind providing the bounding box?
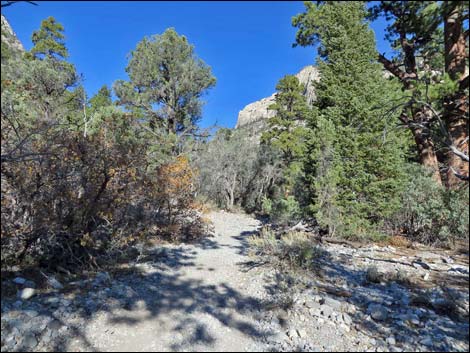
[1,230,273,352]
[262,244,469,352]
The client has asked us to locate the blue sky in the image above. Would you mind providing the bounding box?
[3,1,390,129]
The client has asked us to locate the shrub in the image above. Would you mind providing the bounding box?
[249,228,323,270]
[261,196,273,215]
[388,164,469,246]
[266,196,302,226]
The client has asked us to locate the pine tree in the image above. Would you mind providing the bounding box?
[261,75,310,166]
[260,75,312,223]
[89,85,112,113]
[368,1,469,187]
[30,16,68,60]
[114,28,216,139]
[293,1,408,238]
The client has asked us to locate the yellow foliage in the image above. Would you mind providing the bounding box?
[157,155,195,205]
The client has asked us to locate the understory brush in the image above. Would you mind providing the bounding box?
[249,227,325,270]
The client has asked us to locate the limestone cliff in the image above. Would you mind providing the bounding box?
[1,14,24,54]
[235,65,319,129]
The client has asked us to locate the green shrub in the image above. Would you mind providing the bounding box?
[389,164,469,246]
[261,196,273,215]
[270,196,301,225]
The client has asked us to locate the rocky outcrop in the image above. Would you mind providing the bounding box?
[235,65,319,129]
[1,14,24,54]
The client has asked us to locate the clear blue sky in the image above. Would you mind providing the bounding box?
[2,1,390,129]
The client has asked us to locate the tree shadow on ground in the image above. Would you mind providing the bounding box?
[262,245,469,352]
[1,233,273,352]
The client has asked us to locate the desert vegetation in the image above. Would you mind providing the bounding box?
[0,2,468,352]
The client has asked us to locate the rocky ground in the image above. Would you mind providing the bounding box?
[1,211,469,352]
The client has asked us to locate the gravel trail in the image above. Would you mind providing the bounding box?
[68,211,272,352]
[2,211,468,352]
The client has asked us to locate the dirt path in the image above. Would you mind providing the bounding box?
[68,211,272,352]
[3,212,468,352]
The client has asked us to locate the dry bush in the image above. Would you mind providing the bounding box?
[387,235,412,248]
[1,117,208,271]
[250,228,324,270]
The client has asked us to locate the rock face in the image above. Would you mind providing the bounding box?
[1,14,24,53]
[235,65,319,129]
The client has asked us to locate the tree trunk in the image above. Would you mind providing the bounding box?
[410,126,442,185]
[443,92,469,188]
[444,3,467,81]
[443,2,469,188]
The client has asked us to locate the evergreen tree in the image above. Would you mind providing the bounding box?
[293,1,408,238]
[89,85,112,113]
[368,1,469,187]
[261,75,312,223]
[114,28,216,140]
[30,16,68,60]
[261,75,311,166]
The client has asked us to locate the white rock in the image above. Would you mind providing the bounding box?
[17,288,35,300]
[236,66,319,129]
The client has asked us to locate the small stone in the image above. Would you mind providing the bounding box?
[94,271,111,285]
[297,328,307,338]
[386,336,396,345]
[24,310,39,318]
[420,336,434,347]
[334,313,343,323]
[366,266,383,283]
[309,308,321,317]
[45,297,60,306]
[342,313,353,325]
[413,260,431,270]
[286,329,297,339]
[42,331,52,344]
[13,277,26,285]
[323,297,343,311]
[61,299,72,307]
[367,304,388,321]
[17,288,35,300]
[21,334,38,349]
[305,299,321,310]
[48,320,62,331]
[313,295,323,303]
[347,304,357,315]
[422,273,430,281]
[370,338,377,346]
[47,276,64,290]
[24,280,36,288]
[321,305,333,318]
